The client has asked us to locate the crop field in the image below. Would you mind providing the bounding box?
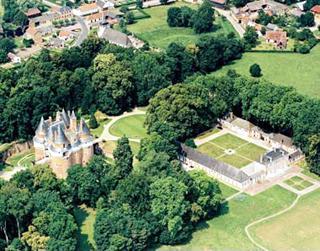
[197,133,266,168]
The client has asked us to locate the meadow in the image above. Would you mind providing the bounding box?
[127,2,237,49]
[214,45,320,98]
[251,189,320,251]
[160,185,296,251]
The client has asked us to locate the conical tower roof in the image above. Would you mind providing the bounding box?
[71,110,76,120]
[80,118,91,136]
[61,109,70,126]
[55,124,70,145]
[36,117,46,135]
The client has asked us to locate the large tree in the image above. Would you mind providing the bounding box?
[306,135,320,175]
[92,53,134,115]
[192,1,214,34]
[113,136,133,180]
[145,84,226,141]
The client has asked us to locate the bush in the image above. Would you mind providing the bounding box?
[89,113,99,129]
[249,63,262,77]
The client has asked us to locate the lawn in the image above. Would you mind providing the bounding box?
[90,118,110,138]
[127,2,237,49]
[74,205,96,251]
[214,45,320,98]
[109,114,147,139]
[251,189,320,251]
[284,175,313,191]
[102,140,140,156]
[160,185,296,251]
[218,181,238,198]
[197,133,266,168]
[4,149,35,171]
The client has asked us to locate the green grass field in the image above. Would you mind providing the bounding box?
[102,140,140,156]
[90,118,110,138]
[109,114,147,139]
[127,2,236,49]
[251,189,320,251]
[284,176,313,191]
[214,45,320,98]
[160,185,296,251]
[197,133,266,168]
[74,205,96,251]
[4,149,35,171]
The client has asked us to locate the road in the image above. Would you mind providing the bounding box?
[74,16,89,47]
[42,0,61,8]
[214,8,245,38]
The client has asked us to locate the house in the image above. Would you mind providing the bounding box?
[86,12,103,28]
[47,37,65,48]
[73,3,100,16]
[96,0,115,10]
[266,23,279,31]
[98,27,132,47]
[59,30,73,41]
[242,0,288,15]
[265,30,287,49]
[25,27,43,44]
[311,5,320,19]
[26,8,41,19]
[210,0,227,9]
[7,52,21,64]
[53,6,74,20]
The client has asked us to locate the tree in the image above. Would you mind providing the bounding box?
[149,177,190,244]
[160,0,169,4]
[89,113,99,129]
[125,12,134,25]
[21,225,50,250]
[113,136,133,180]
[299,12,315,27]
[132,52,171,106]
[249,63,262,77]
[167,7,182,27]
[231,0,250,7]
[136,0,143,8]
[192,1,214,34]
[243,26,258,49]
[92,53,134,115]
[306,135,320,175]
[146,84,226,141]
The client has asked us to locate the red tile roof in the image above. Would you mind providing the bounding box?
[311,5,320,14]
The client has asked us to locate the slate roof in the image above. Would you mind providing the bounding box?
[262,148,288,164]
[181,144,250,183]
[100,28,132,47]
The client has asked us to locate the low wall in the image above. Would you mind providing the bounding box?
[1,141,33,162]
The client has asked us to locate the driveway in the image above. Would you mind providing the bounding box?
[214,8,245,38]
[74,16,89,47]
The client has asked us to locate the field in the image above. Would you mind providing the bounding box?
[102,140,140,156]
[214,45,320,98]
[109,114,147,139]
[74,205,96,251]
[160,185,296,251]
[197,133,266,168]
[4,149,35,171]
[127,2,237,49]
[251,189,320,251]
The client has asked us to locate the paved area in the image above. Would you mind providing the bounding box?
[74,16,89,47]
[214,8,245,38]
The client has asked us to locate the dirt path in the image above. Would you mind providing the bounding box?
[245,195,301,251]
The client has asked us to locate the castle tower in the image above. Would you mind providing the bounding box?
[79,118,94,165]
[61,108,70,127]
[70,110,77,131]
[34,117,47,161]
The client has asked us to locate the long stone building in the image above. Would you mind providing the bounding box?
[33,109,94,178]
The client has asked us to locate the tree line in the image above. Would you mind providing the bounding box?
[145,71,320,175]
[0,35,243,144]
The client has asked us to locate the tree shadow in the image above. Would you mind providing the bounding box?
[74,207,94,251]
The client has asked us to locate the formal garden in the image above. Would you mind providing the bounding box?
[127,2,237,49]
[197,133,267,168]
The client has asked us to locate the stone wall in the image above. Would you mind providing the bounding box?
[1,141,33,162]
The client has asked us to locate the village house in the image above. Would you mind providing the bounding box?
[25,8,41,19]
[311,5,320,21]
[98,27,133,47]
[7,52,21,64]
[33,110,94,179]
[265,30,287,49]
[52,6,74,21]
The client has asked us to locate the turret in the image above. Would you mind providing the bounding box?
[79,118,92,142]
[61,109,70,127]
[53,124,70,150]
[70,110,77,131]
[35,117,46,139]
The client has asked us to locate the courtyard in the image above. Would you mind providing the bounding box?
[197,133,267,168]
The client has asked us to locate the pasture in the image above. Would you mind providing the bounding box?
[127,2,237,49]
[214,45,320,98]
